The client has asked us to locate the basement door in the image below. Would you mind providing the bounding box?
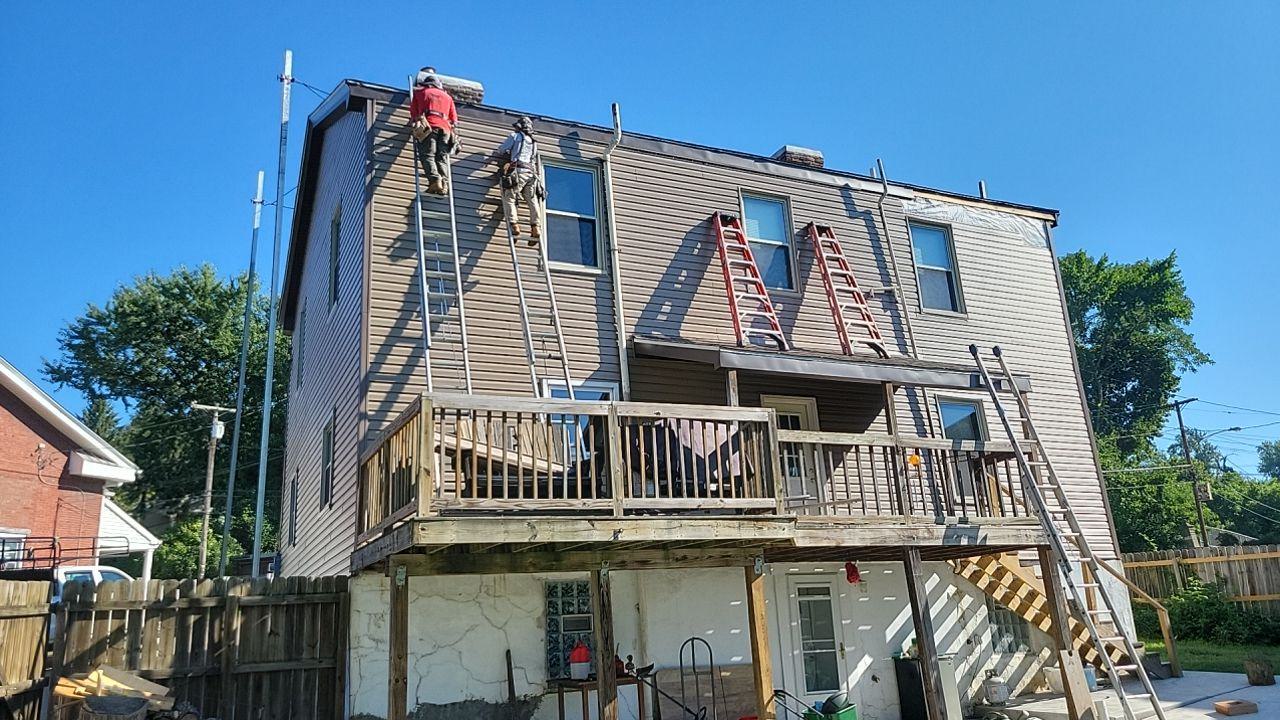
[786,576,847,700]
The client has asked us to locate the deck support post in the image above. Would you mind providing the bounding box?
[902,547,944,720]
[725,369,740,406]
[388,557,410,720]
[1038,547,1097,720]
[744,561,775,720]
[591,566,618,720]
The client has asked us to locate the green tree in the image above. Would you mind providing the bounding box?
[1102,441,1207,551]
[79,396,122,444]
[1060,251,1210,454]
[1260,441,1280,480]
[43,264,288,560]
[153,516,244,579]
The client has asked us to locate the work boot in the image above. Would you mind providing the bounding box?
[528,223,541,247]
[428,178,446,195]
[510,222,522,238]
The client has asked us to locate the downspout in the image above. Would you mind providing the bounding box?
[603,103,632,400]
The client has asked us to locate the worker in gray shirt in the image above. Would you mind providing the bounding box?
[497,116,544,243]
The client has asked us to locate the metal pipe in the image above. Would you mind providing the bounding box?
[251,49,292,577]
[602,103,632,400]
[219,170,265,577]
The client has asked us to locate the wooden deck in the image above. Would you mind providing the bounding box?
[352,392,1050,570]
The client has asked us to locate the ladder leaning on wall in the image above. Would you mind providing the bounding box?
[407,74,472,394]
[502,155,576,400]
[970,344,1165,720]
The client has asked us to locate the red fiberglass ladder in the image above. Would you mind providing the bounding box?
[806,223,890,359]
[712,212,789,350]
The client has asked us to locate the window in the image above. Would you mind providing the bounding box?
[545,580,593,679]
[0,533,26,569]
[320,408,335,507]
[99,570,129,583]
[909,222,963,312]
[545,382,616,464]
[742,194,793,290]
[289,471,298,546]
[987,597,1031,653]
[938,399,986,441]
[544,164,600,268]
[796,585,840,693]
[328,201,341,307]
[64,571,94,585]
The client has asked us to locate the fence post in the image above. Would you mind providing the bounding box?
[607,405,625,516]
[418,394,436,518]
[219,586,242,720]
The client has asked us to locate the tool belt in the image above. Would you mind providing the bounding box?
[411,111,453,143]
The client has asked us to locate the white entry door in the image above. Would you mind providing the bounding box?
[787,577,846,699]
[761,396,824,506]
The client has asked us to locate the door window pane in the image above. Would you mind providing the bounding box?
[797,586,840,693]
[545,165,599,267]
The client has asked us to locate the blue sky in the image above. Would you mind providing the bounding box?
[1,2,1276,471]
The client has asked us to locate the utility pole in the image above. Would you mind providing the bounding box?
[1172,398,1209,546]
[218,170,266,577]
[192,402,236,578]
[252,49,292,578]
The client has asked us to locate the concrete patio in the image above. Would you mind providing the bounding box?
[1004,671,1279,719]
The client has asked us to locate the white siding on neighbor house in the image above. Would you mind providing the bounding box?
[278,110,367,577]
[347,562,1050,719]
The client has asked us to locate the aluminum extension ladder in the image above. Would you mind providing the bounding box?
[408,76,472,394]
[711,212,788,350]
[805,222,889,358]
[970,345,1165,720]
[503,174,576,400]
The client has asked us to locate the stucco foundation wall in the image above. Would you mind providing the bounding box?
[349,562,1053,720]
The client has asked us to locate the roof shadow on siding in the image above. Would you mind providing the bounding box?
[634,215,719,340]
[840,185,911,356]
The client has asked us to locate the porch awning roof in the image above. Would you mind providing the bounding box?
[631,336,1032,392]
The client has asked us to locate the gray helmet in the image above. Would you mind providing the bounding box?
[513,116,534,132]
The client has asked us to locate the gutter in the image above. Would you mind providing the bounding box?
[602,103,632,400]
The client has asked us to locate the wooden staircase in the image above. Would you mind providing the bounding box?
[954,553,1131,668]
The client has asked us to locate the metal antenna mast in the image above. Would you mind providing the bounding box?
[219,170,265,577]
[251,49,292,577]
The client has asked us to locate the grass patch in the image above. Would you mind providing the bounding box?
[1143,637,1280,675]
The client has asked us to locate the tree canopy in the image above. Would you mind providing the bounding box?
[44,264,289,560]
[1060,251,1209,453]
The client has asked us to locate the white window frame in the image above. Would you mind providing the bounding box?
[739,191,796,292]
[0,529,29,570]
[541,379,620,402]
[320,407,335,508]
[542,161,604,274]
[907,220,966,315]
[935,396,988,442]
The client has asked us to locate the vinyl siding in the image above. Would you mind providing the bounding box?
[364,100,618,434]
[278,110,366,577]
[292,93,1112,563]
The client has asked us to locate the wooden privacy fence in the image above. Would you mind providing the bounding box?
[1122,545,1280,612]
[55,575,349,720]
[0,580,52,720]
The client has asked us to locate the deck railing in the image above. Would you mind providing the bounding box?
[356,394,1039,545]
[357,393,784,543]
[776,430,1033,519]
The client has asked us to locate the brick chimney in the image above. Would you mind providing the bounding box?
[771,145,824,169]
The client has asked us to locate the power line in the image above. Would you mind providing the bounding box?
[1196,400,1280,418]
[1101,463,1192,475]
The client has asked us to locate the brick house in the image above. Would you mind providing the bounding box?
[0,354,158,578]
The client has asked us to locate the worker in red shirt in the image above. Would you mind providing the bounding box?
[409,69,458,195]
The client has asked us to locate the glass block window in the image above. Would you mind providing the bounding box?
[987,596,1031,653]
[545,580,594,679]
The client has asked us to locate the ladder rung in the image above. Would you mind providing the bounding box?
[1089,608,1114,616]
[421,249,456,259]
[1111,664,1139,672]
[1100,635,1127,643]
[422,229,453,238]
[418,208,452,219]
[423,270,455,279]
